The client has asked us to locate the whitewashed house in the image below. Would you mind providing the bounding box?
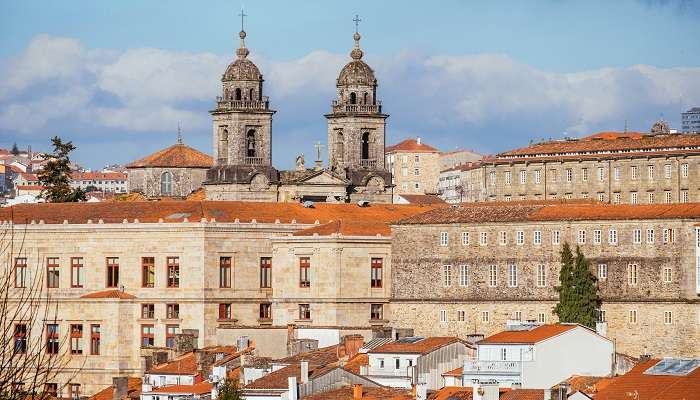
[462,323,614,389]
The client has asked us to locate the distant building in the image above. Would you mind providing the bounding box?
[439,149,483,170]
[70,171,128,193]
[681,107,700,133]
[595,357,700,400]
[385,138,441,198]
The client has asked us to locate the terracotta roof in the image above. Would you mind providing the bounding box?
[442,366,463,377]
[18,172,38,181]
[343,353,369,375]
[15,185,44,190]
[276,344,344,365]
[500,389,545,400]
[245,364,302,390]
[71,172,127,180]
[149,352,198,375]
[396,202,700,225]
[80,290,136,300]
[292,219,392,237]
[149,382,213,395]
[399,194,446,205]
[595,358,700,400]
[563,375,617,395]
[126,144,213,168]
[303,386,413,400]
[386,138,439,153]
[0,201,434,225]
[370,337,461,354]
[88,377,142,400]
[429,387,474,400]
[478,324,580,345]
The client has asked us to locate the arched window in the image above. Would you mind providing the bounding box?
[160,171,173,195]
[219,129,229,163]
[363,92,368,104]
[336,131,344,163]
[350,92,357,104]
[235,88,242,101]
[246,130,256,158]
[361,132,370,160]
[249,88,254,100]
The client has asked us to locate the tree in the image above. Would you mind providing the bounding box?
[218,378,243,400]
[37,137,86,203]
[11,142,20,156]
[554,242,602,328]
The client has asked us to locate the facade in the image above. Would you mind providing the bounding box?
[439,150,483,171]
[71,171,128,193]
[437,162,482,204]
[204,27,393,204]
[595,357,700,400]
[385,138,441,199]
[457,127,700,204]
[389,201,700,359]
[681,107,700,133]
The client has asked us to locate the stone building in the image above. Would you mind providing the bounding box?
[204,26,393,203]
[389,201,700,358]
[385,138,441,199]
[453,126,700,204]
[127,140,213,198]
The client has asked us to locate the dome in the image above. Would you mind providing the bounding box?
[337,59,376,86]
[223,58,262,81]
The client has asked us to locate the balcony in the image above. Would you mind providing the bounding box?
[364,366,414,378]
[216,96,269,110]
[331,101,382,114]
[359,159,377,168]
[463,359,521,376]
[245,157,264,166]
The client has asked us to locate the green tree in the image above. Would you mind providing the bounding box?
[553,242,601,328]
[218,379,243,400]
[11,142,20,155]
[37,136,86,203]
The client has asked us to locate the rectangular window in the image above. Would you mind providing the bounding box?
[259,303,272,320]
[682,163,689,178]
[597,167,605,181]
[665,191,672,204]
[598,310,606,323]
[631,191,637,204]
[516,231,524,245]
[550,169,557,182]
[578,230,586,244]
[505,171,512,185]
[457,310,466,322]
[508,264,517,287]
[609,229,617,245]
[106,257,119,288]
[664,164,672,179]
[631,166,638,180]
[614,166,620,181]
[499,231,507,245]
[664,311,673,325]
[459,265,469,287]
[628,310,637,324]
[598,263,608,280]
[260,257,272,288]
[648,165,655,180]
[439,309,447,322]
[537,264,546,287]
[141,304,154,319]
[519,170,526,184]
[299,257,311,288]
[489,171,496,186]
[413,168,420,176]
[46,324,59,354]
[443,265,452,287]
[371,258,383,288]
[533,231,542,245]
[142,257,155,288]
[219,303,232,320]
[566,168,573,183]
[682,191,689,203]
[401,167,408,177]
[633,229,642,244]
[395,358,401,370]
[480,232,488,246]
[538,312,546,323]
[14,257,27,288]
[462,232,470,245]
[552,230,560,245]
[70,257,84,288]
[166,256,179,288]
[488,265,497,287]
[90,324,100,355]
[513,311,522,321]
[648,192,655,204]
[166,303,179,319]
[647,229,655,244]
[439,232,448,246]
[613,192,621,204]
[534,169,541,184]
[46,257,60,288]
[165,325,179,348]
[219,257,232,288]
[14,324,27,354]
[298,304,311,320]
[593,230,602,244]
[627,263,639,286]
[481,311,490,323]
[663,267,672,283]
[68,383,81,400]
[370,304,383,320]
[581,168,588,182]
[70,324,83,355]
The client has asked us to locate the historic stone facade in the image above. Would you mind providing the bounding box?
[389,202,700,358]
[385,138,441,198]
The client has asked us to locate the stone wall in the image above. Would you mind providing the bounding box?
[327,115,387,170]
[212,110,274,166]
[389,150,441,196]
[128,167,207,198]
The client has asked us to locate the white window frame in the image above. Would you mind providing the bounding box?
[663,267,672,283]
[609,229,617,245]
[664,310,673,325]
[578,230,586,244]
[462,232,470,246]
[537,264,546,287]
[519,170,526,184]
[499,231,507,246]
[582,167,588,182]
[459,265,469,287]
[443,265,452,287]
[480,232,488,246]
[627,263,638,286]
[598,263,608,280]
[534,169,541,184]
[488,265,497,287]
[633,229,642,244]
[533,231,542,245]
[481,311,490,323]
[681,163,688,178]
[505,171,512,185]
[552,230,560,245]
[508,264,518,287]
[516,231,524,245]
[439,310,447,323]
[457,310,466,322]
[439,232,448,246]
[647,229,655,244]
[593,229,602,244]
[629,309,637,324]
[597,167,605,182]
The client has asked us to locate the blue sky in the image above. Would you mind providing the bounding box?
[1,0,700,169]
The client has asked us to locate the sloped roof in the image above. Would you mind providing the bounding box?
[370,337,461,355]
[441,367,463,377]
[595,358,700,400]
[245,364,301,390]
[88,377,142,400]
[71,172,127,180]
[343,353,369,375]
[563,375,618,395]
[478,324,579,345]
[500,389,545,400]
[149,382,213,395]
[292,219,391,237]
[126,144,213,169]
[398,194,446,205]
[80,290,136,300]
[148,352,198,375]
[303,386,412,400]
[386,138,439,153]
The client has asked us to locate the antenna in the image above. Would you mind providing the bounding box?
[177,122,183,144]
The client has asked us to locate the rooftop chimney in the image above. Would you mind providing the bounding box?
[353,384,363,400]
[112,377,128,400]
[300,360,309,384]
[288,376,298,400]
[416,137,421,145]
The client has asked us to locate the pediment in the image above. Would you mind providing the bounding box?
[298,170,348,185]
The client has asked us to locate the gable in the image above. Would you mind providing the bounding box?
[297,171,348,185]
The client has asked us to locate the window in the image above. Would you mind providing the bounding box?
[480,232,488,246]
[627,263,639,286]
[462,232,470,245]
[401,167,408,177]
[664,311,673,325]
[439,264,451,287]
[14,324,27,354]
[513,311,522,321]
[681,163,688,178]
[459,265,469,287]
[505,171,512,185]
[299,257,311,288]
[614,166,620,181]
[90,324,100,355]
[533,231,542,245]
[160,171,172,195]
[68,383,81,399]
[395,358,401,370]
[682,190,689,203]
[259,303,272,320]
[439,232,448,246]
[413,168,420,176]
[46,324,59,354]
[70,257,84,288]
[260,257,272,288]
[566,169,573,183]
[141,304,155,319]
[630,191,637,204]
[481,311,490,323]
[598,310,606,323]
[593,230,602,244]
[577,230,586,244]
[597,167,605,181]
[648,165,655,180]
[550,169,557,182]
[488,265,497,287]
[166,256,179,288]
[379,359,385,369]
[46,257,59,288]
[499,231,507,245]
[663,267,672,283]
[631,166,638,180]
[534,169,541,184]
[489,171,496,185]
[538,312,546,323]
[165,325,179,348]
[552,230,560,245]
[166,304,180,319]
[516,231,524,245]
[597,192,605,202]
[371,258,383,288]
[14,257,27,288]
[370,304,383,320]
[504,195,512,202]
[219,303,232,320]
[609,229,617,244]
[598,264,608,280]
[219,257,232,288]
[664,164,672,179]
[439,309,447,322]
[414,182,420,190]
[44,383,58,397]
[647,229,655,244]
[628,310,637,324]
[633,229,642,244]
[581,168,588,182]
[613,192,621,204]
[298,304,311,320]
[537,265,547,287]
[142,257,155,288]
[665,191,672,204]
[106,257,119,288]
[500,348,507,361]
[648,192,655,204]
[519,170,526,184]
[414,155,420,163]
[457,310,466,322]
[70,324,83,355]
[508,264,517,287]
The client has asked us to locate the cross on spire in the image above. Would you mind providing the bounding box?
[353,14,361,34]
[239,8,247,32]
[314,141,326,163]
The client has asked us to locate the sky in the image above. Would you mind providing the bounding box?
[1,0,700,170]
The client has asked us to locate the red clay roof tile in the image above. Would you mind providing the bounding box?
[88,377,142,400]
[303,386,413,400]
[595,358,700,400]
[370,337,461,354]
[386,138,439,153]
[478,324,580,345]
[126,144,213,168]
[149,382,213,395]
[80,290,136,299]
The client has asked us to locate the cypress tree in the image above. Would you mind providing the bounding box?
[11,142,19,155]
[38,136,86,202]
[554,242,601,328]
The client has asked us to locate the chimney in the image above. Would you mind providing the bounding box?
[416,137,421,145]
[414,383,427,400]
[342,334,364,358]
[353,384,363,400]
[288,376,298,400]
[300,360,309,384]
[112,377,128,400]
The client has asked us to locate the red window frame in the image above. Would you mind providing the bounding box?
[166,303,180,319]
[106,257,119,288]
[44,383,58,396]
[14,257,27,288]
[219,257,232,288]
[14,324,27,354]
[298,304,311,320]
[90,324,100,355]
[259,303,272,320]
[260,257,272,288]
[299,257,310,288]
[141,324,154,347]
[166,256,179,288]
[142,257,155,288]
[165,324,179,348]
[141,304,155,319]
[70,324,83,354]
[46,324,59,354]
[218,303,232,320]
[371,258,383,288]
[70,257,84,288]
[370,304,384,320]
[46,257,60,288]
[68,383,81,399]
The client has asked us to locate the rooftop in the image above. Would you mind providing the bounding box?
[595,358,700,400]
[398,194,446,205]
[80,289,136,300]
[478,324,580,345]
[88,377,142,400]
[71,171,127,180]
[386,138,439,153]
[148,382,213,395]
[148,352,198,375]
[303,385,413,400]
[428,386,513,400]
[291,219,392,237]
[126,143,213,169]
[370,337,461,355]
